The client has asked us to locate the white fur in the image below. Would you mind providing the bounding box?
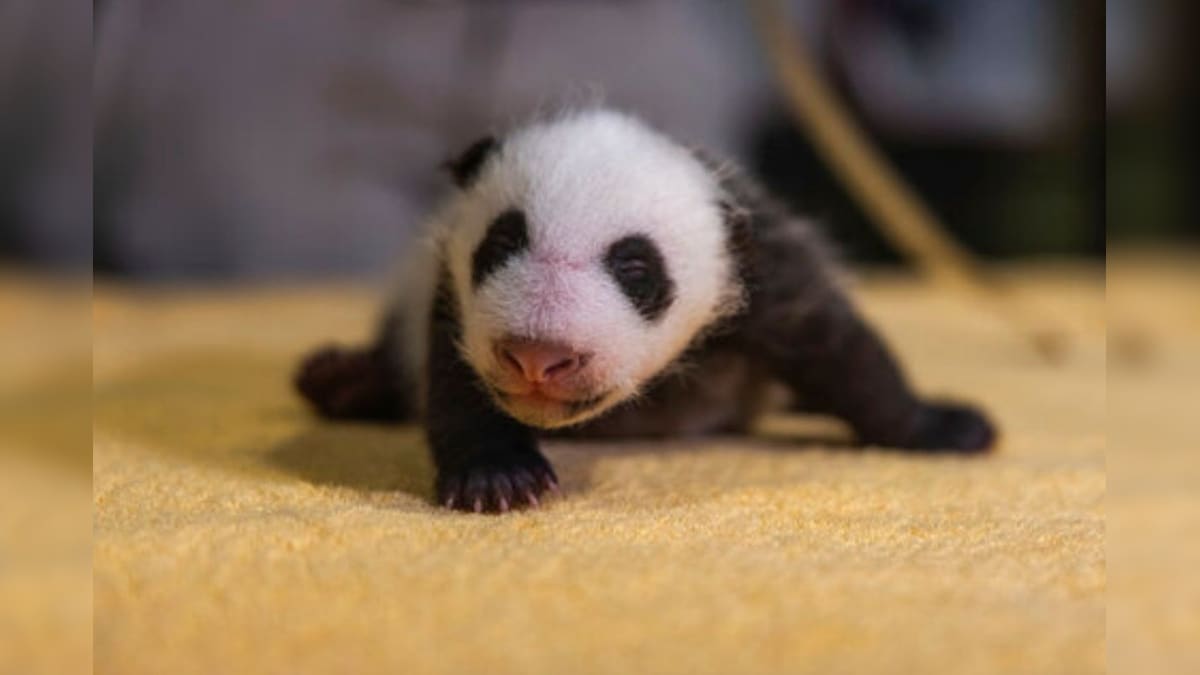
[396,109,741,427]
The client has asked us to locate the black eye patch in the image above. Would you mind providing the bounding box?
[604,235,674,322]
[472,209,529,288]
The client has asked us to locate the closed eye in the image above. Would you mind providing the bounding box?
[472,209,530,288]
[603,235,675,322]
[493,234,524,254]
[614,258,649,281]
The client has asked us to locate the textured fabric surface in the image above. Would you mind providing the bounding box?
[0,277,91,675]
[92,268,1106,675]
[1107,255,1200,675]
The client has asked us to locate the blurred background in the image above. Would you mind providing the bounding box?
[9,0,1182,281]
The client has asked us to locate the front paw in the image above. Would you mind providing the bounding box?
[905,402,997,453]
[436,453,560,513]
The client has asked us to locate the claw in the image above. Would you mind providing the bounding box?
[497,497,509,512]
[444,495,456,510]
[524,490,539,507]
[473,498,483,513]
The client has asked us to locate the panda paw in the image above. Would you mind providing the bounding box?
[294,344,407,421]
[905,401,997,453]
[435,454,560,514]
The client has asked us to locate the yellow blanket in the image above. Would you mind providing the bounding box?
[91,268,1107,675]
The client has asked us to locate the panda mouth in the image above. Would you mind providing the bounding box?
[494,388,611,418]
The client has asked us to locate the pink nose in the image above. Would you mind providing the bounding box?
[496,338,588,384]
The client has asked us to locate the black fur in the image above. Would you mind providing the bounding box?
[424,271,558,512]
[471,209,529,289]
[719,168,994,452]
[444,136,499,189]
[294,310,414,422]
[604,235,675,322]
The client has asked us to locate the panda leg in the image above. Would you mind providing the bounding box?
[424,280,559,513]
[750,296,996,453]
[293,305,417,422]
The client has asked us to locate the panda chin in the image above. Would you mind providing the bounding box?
[494,389,614,430]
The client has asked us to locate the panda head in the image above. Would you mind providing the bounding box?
[437,109,744,429]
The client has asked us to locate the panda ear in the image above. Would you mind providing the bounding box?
[443,136,500,189]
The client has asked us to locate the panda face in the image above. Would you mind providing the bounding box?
[438,110,741,429]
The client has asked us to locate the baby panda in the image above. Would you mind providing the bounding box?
[296,108,995,513]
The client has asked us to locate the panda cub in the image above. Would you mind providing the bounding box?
[296,109,995,513]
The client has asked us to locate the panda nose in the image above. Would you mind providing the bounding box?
[496,338,588,384]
